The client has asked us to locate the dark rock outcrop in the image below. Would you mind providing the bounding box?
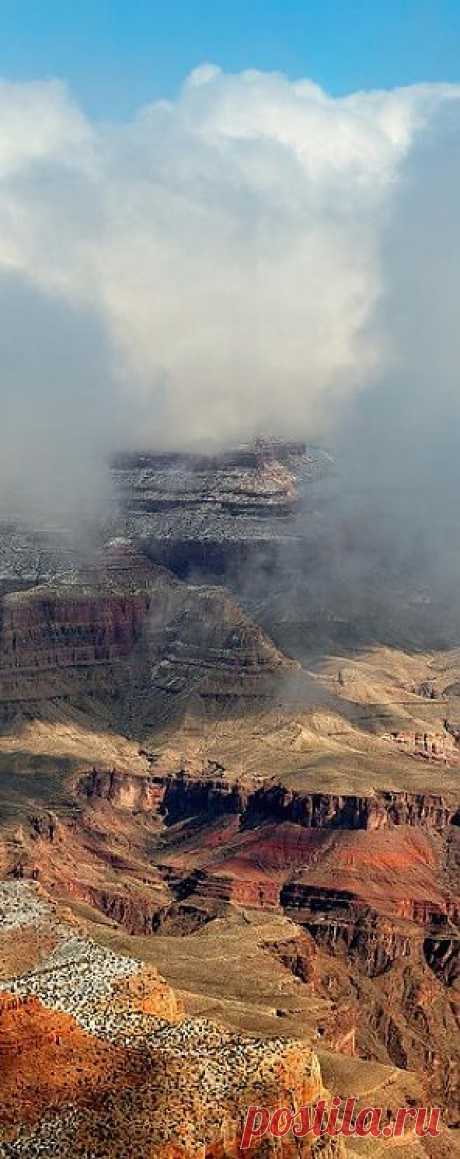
[423,936,460,986]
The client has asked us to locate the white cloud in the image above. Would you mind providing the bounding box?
[0,65,459,507]
[0,79,93,178]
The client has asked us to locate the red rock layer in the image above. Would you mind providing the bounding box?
[0,991,143,1132]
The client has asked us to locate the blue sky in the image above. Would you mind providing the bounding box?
[2,0,460,117]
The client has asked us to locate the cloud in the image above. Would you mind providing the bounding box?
[0,66,460,517]
[0,270,117,522]
[336,97,460,610]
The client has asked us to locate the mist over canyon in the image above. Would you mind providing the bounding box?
[2,67,460,632]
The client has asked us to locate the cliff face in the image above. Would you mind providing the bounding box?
[160,771,247,821]
[0,541,155,708]
[80,768,459,933]
[0,586,151,704]
[112,440,331,580]
[245,784,456,830]
[0,542,292,720]
[138,769,457,834]
[82,768,165,812]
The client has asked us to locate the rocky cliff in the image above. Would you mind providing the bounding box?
[113,766,456,833]
[79,768,459,932]
[0,540,293,721]
[112,440,332,580]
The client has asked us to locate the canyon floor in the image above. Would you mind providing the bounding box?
[0,443,458,1155]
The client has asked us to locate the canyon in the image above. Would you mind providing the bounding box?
[0,441,459,1156]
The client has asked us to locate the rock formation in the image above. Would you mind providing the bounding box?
[0,442,459,1154]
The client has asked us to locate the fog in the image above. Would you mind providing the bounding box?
[330,97,460,638]
[1,66,460,623]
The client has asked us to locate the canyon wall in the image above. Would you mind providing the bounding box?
[139,770,458,832]
[0,542,290,717]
